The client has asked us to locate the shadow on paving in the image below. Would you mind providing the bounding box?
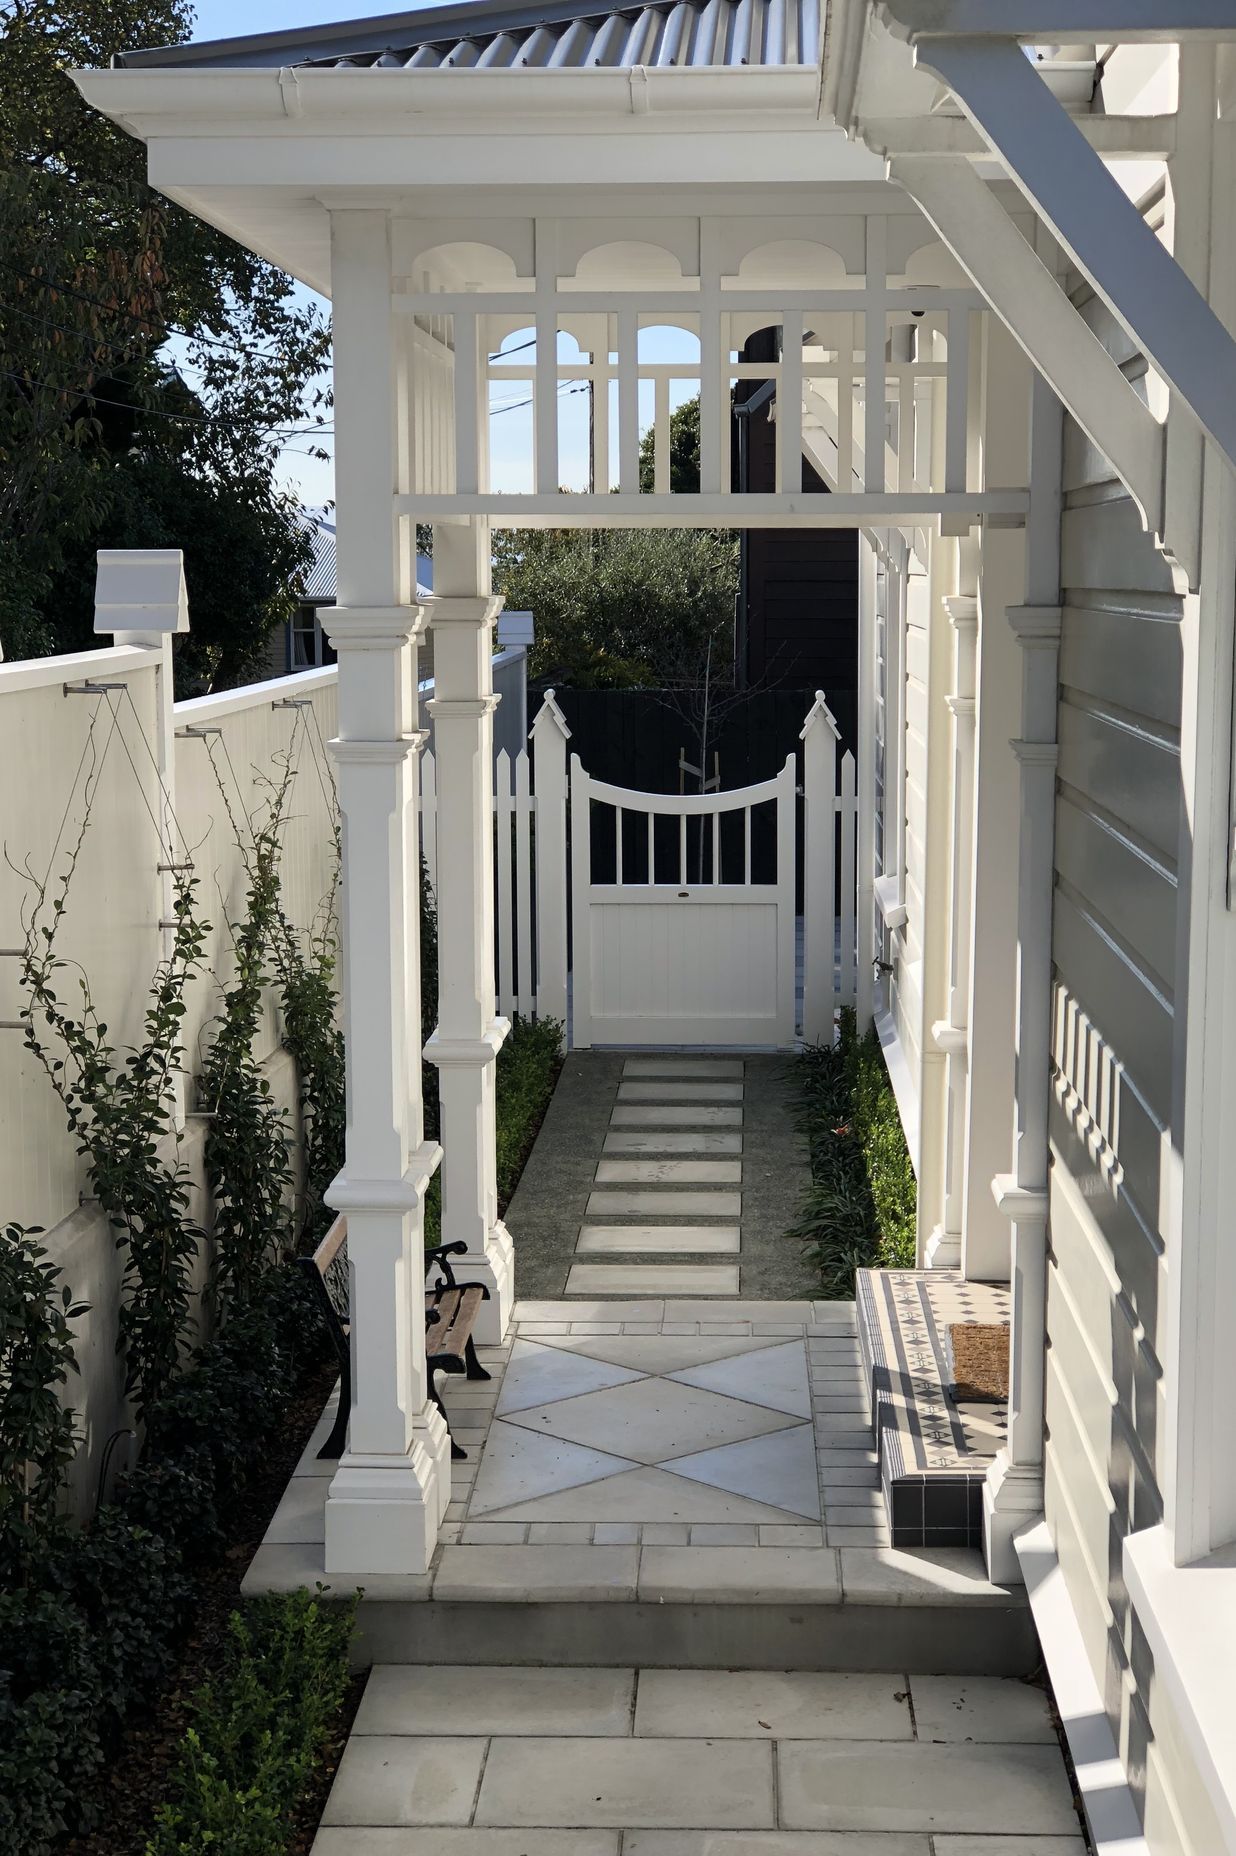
[505,1050,817,1301]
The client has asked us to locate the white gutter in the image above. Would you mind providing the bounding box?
[71,61,823,132]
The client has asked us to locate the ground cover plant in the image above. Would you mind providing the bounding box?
[788,1009,917,1296]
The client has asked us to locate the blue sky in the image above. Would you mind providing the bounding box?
[184,2,698,508]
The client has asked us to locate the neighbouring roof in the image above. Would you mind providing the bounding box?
[297,510,435,605]
[116,0,820,72]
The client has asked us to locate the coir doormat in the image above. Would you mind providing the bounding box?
[947,1322,1010,1403]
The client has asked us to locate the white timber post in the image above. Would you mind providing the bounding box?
[855,533,878,1032]
[961,318,1031,1286]
[800,690,840,1044]
[322,208,449,1578]
[93,547,190,1127]
[424,520,514,1345]
[984,361,1064,1587]
[530,689,571,1036]
[925,588,977,1271]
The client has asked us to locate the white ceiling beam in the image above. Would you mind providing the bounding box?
[887,154,1165,531]
[862,113,1177,159]
[876,0,1236,41]
[917,36,1236,475]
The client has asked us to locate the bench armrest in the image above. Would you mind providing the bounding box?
[425,1240,468,1289]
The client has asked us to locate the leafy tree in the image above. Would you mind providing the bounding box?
[638,394,701,495]
[493,523,738,690]
[0,1,329,683]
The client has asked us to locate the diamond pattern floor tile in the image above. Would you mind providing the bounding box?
[502,1376,800,1462]
[668,1339,813,1420]
[670,1424,822,1520]
[468,1423,637,1516]
[484,1463,812,1525]
[533,1332,788,1373]
[495,1339,645,1416]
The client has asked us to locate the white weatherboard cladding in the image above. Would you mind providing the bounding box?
[1045,297,1192,1854]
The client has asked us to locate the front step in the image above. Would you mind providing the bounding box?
[354,1592,1037,1675]
[856,1268,1011,1551]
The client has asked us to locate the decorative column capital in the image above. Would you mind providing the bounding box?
[946,695,976,721]
[425,695,499,721]
[1006,604,1063,645]
[944,594,979,630]
[323,603,427,649]
[422,595,504,630]
[931,1018,969,1059]
[1010,739,1059,768]
[992,1173,1049,1223]
[424,1020,511,1069]
[329,732,427,767]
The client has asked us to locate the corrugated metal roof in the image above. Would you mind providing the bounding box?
[297,511,433,603]
[118,0,819,70]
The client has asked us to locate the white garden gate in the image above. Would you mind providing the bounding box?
[419,689,858,1049]
[569,755,799,1049]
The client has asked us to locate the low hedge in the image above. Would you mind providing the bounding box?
[0,1270,329,1856]
[788,1009,917,1297]
[147,1590,356,1856]
[423,1012,563,1248]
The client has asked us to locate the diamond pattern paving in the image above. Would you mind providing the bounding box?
[503,1376,801,1461]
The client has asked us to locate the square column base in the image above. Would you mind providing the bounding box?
[451,1220,514,1344]
[983,1449,1043,1587]
[325,1407,451,1577]
[925,1225,962,1269]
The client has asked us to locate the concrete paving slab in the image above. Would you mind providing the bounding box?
[604,1131,744,1155]
[567,1262,741,1294]
[839,1548,1017,1607]
[634,1669,913,1741]
[637,1546,842,1604]
[585,1190,743,1218]
[431,1543,640,1601]
[577,1225,742,1254]
[488,1463,811,1526]
[353,1664,635,1737]
[617,1082,745,1102]
[623,1061,745,1078]
[611,1105,743,1127]
[475,1736,775,1828]
[320,1736,484,1826]
[314,1835,620,1856]
[500,1375,799,1462]
[596,1158,744,1184]
[625,1837,929,1855]
[776,1741,1081,1835]
[908,1675,1056,1744]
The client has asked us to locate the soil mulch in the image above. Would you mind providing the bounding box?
[948,1322,1010,1403]
[64,1354,359,1856]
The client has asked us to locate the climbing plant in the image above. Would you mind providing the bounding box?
[21,835,208,1424]
[199,751,298,1313]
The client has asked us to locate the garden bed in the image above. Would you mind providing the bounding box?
[788,1010,917,1298]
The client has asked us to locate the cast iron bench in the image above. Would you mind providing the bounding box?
[299,1219,492,1463]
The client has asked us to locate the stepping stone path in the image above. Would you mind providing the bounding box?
[567,1058,748,1297]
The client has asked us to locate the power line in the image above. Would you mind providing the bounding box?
[0,364,334,437]
[0,257,324,364]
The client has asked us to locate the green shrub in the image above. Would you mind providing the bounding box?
[0,1225,87,1578]
[788,1010,916,1295]
[147,1590,356,1856]
[495,1014,563,1208]
[0,1266,330,1856]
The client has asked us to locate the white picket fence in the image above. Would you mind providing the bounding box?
[418,687,858,1045]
